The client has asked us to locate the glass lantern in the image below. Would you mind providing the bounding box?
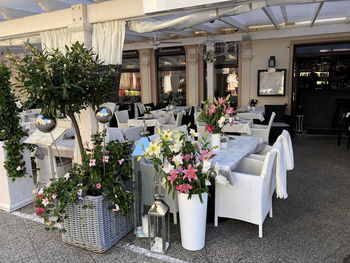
[147,172,170,253]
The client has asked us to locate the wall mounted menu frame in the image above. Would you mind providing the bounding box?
[257,69,286,96]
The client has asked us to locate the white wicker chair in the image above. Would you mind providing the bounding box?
[140,162,179,224]
[214,151,277,238]
[158,111,184,131]
[124,126,143,141]
[249,130,294,170]
[246,112,276,143]
[106,128,125,142]
[115,110,129,128]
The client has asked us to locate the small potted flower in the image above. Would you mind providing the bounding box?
[142,128,221,251]
[197,95,235,151]
[34,133,134,253]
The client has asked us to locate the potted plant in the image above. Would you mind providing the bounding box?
[197,95,235,152]
[0,63,34,211]
[34,133,134,252]
[142,128,221,251]
[9,42,115,161]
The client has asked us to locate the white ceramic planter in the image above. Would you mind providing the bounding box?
[178,192,208,251]
[0,141,34,212]
[211,133,221,152]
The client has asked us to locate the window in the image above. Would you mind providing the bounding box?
[157,47,186,106]
[119,50,141,104]
[215,42,239,107]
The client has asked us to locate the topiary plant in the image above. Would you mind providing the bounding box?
[0,63,28,179]
[10,42,115,160]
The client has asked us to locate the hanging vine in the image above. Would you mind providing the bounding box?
[0,63,28,180]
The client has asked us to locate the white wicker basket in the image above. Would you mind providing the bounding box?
[61,195,133,253]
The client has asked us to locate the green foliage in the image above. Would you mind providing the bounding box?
[9,41,116,158]
[0,63,28,179]
[10,42,115,117]
[34,134,134,231]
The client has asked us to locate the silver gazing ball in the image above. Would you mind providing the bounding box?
[95,107,113,124]
[35,115,57,133]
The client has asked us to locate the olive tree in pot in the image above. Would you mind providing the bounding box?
[10,42,115,161]
[0,63,34,212]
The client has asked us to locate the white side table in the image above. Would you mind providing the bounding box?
[296,115,305,133]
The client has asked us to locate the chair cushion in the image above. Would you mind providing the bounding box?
[265,104,287,122]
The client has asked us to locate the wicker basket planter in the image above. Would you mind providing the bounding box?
[62,195,133,253]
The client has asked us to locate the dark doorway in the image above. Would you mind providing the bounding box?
[292,42,350,134]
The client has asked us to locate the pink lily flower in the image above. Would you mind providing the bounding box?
[51,194,57,199]
[208,104,217,115]
[96,183,102,189]
[218,97,226,105]
[198,150,214,162]
[102,156,109,163]
[224,105,235,115]
[118,159,125,165]
[206,125,214,133]
[182,154,193,162]
[167,170,178,184]
[176,184,193,194]
[183,164,198,182]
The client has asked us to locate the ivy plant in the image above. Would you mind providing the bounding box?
[10,42,115,159]
[0,63,28,179]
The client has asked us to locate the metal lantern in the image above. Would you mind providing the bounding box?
[95,107,113,124]
[148,198,170,253]
[35,115,57,133]
[147,173,170,253]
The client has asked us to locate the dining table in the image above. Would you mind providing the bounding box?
[127,116,171,127]
[150,106,191,119]
[211,135,265,171]
[236,107,265,122]
[222,118,253,135]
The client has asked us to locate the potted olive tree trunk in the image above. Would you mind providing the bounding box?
[0,63,34,212]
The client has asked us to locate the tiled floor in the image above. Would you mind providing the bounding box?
[1,134,350,263]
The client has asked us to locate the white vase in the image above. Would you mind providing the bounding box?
[211,133,221,152]
[0,141,34,212]
[178,192,208,251]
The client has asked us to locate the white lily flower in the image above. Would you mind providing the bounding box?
[162,163,175,174]
[218,116,226,128]
[172,154,183,166]
[205,179,211,186]
[216,174,230,185]
[202,160,211,173]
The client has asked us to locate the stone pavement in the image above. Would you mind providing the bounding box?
[1,135,350,263]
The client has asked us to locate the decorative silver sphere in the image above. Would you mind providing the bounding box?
[35,115,57,133]
[95,107,113,124]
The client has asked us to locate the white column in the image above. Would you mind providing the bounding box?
[139,49,152,104]
[206,62,215,102]
[240,39,253,107]
[185,45,199,106]
[67,4,97,163]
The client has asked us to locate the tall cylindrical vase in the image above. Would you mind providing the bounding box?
[211,133,221,152]
[178,193,208,251]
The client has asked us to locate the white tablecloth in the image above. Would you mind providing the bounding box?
[222,119,253,135]
[212,136,264,170]
[151,106,191,118]
[236,107,265,122]
[128,116,170,127]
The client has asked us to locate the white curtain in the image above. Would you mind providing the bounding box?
[92,20,125,65]
[40,28,71,52]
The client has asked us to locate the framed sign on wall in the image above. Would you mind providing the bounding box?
[257,69,286,96]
